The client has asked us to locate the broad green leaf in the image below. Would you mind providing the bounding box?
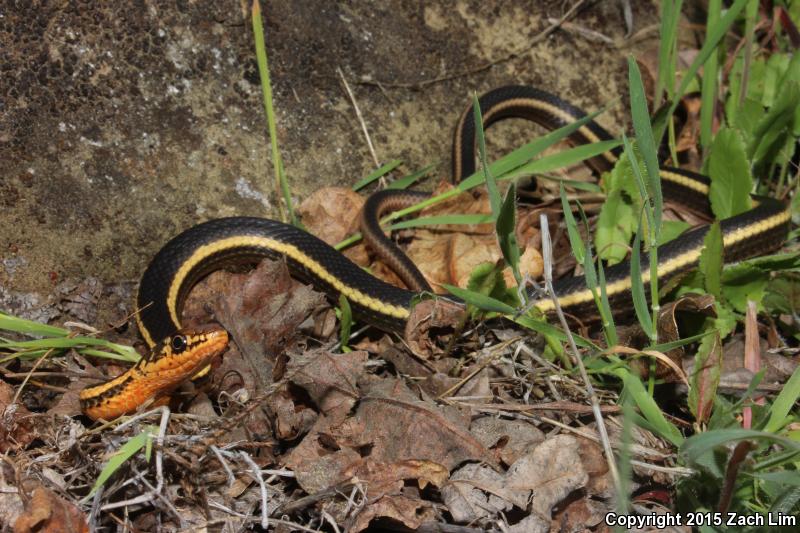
[708,128,752,218]
[699,222,723,299]
[658,220,691,245]
[721,264,769,314]
[595,153,638,264]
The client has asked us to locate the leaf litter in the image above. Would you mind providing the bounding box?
[3,181,795,532]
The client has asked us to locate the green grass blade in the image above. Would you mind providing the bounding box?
[617,368,684,447]
[655,0,750,142]
[251,1,295,225]
[0,312,69,337]
[387,164,436,190]
[631,216,654,338]
[352,160,403,191]
[84,429,153,501]
[559,183,586,264]
[388,213,492,231]
[699,0,721,153]
[764,365,800,433]
[627,57,662,233]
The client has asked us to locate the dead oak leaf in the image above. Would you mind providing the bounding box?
[337,396,495,470]
[0,381,34,453]
[506,435,588,518]
[13,486,88,533]
[349,493,437,533]
[206,259,326,389]
[287,349,367,420]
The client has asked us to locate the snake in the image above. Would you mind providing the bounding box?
[79,85,791,420]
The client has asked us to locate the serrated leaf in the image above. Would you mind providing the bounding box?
[699,222,723,299]
[688,321,722,423]
[708,128,752,218]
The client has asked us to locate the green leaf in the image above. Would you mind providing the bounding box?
[720,264,768,314]
[85,429,153,500]
[466,263,515,308]
[699,222,723,299]
[658,220,691,245]
[708,128,752,218]
[748,81,800,169]
[595,152,639,264]
[352,159,403,191]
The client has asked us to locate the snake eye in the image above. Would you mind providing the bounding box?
[170,335,188,353]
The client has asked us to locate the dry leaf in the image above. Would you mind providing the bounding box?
[207,259,327,389]
[0,382,34,453]
[13,486,88,533]
[287,349,367,420]
[442,463,519,522]
[469,416,545,466]
[404,298,465,359]
[349,493,437,533]
[506,435,588,518]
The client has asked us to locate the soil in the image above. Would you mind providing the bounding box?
[0,0,666,326]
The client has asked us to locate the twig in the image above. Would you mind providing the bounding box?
[539,214,621,490]
[240,450,270,529]
[210,445,236,487]
[338,66,380,167]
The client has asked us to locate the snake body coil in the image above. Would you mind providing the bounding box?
[81,85,791,420]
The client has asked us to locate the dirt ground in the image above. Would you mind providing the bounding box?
[0,0,676,327]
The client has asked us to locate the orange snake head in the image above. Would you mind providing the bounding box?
[79,326,229,421]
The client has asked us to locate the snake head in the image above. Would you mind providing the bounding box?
[79,326,229,421]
